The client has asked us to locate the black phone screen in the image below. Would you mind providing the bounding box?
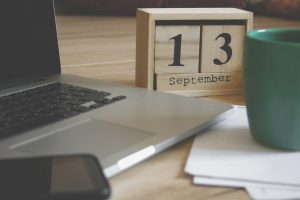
[0,155,110,200]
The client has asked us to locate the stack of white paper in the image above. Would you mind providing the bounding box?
[185,106,300,200]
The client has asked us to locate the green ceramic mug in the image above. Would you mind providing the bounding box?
[244,28,300,150]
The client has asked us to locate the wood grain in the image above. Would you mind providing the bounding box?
[135,10,155,89]
[56,12,300,200]
[56,16,136,67]
[140,8,253,20]
[156,72,243,93]
[201,25,245,73]
[135,8,252,96]
[155,25,200,74]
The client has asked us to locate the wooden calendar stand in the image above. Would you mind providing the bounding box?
[135,8,253,96]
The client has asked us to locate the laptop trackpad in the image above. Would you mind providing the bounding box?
[16,119,155,159]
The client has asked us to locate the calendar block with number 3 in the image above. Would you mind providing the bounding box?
[136,8,253,96]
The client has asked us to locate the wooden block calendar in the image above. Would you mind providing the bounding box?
[135,8,253,96]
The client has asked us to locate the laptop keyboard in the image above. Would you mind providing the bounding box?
[0,82,126,139]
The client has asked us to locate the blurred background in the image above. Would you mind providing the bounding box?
[55,0,300,19]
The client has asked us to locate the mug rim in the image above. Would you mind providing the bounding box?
[247,28,300,47]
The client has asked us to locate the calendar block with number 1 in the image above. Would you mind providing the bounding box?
[136,8,253,96]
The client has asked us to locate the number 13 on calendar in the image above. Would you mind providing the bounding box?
[136,8,253,96]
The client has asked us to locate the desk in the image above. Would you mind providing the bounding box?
[56,14,300,200]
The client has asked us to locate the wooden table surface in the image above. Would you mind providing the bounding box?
[56,13,300,200]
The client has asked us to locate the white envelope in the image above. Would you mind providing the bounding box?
[185,106,300,186]
[194,176,300,200]
[247,187,300,200]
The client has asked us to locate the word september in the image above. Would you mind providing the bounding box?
[169,74,231,87]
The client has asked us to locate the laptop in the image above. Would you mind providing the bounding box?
[0,0,232,177]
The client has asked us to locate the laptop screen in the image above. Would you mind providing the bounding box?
[0,0,61,83]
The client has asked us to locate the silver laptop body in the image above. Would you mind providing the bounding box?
[0,0,232,177]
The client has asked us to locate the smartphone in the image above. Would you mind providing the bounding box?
[0,154,111,200]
